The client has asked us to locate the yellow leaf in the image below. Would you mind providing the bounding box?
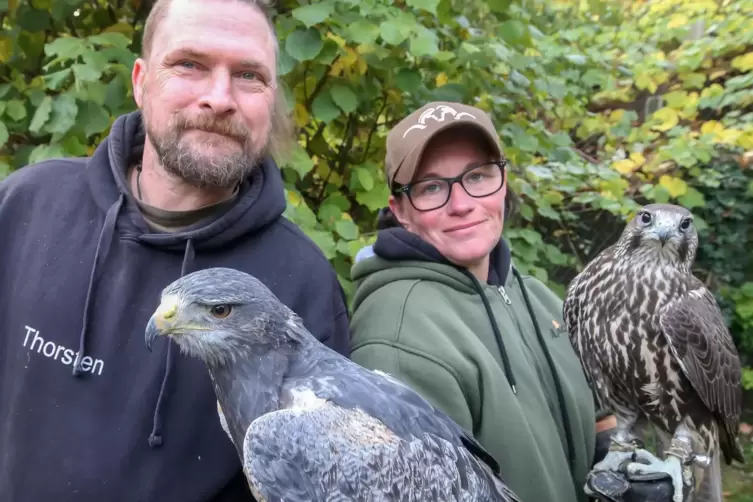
[739,133,753,150]
[609,109,625,122]
[287,190,302,207]
[613,159,637,174]
[700,120,724,136]
[435,72,448,87]
[326,32,346,48]
[659,175,688,198]
[0,36,11,63]
[104,23,134,37]
[667,14,688,29]
[294,103,309,128]
[731,52,753,72]
[630,152,647,167]
[709,69,727,80]
[650,108,679,132]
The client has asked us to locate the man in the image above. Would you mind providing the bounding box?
[0,0,350,500]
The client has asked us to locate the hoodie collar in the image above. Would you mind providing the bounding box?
[372,227,512,286]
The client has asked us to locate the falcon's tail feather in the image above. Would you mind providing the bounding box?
[693,450,723,502]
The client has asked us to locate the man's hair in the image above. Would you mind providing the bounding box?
[139,0,294,162]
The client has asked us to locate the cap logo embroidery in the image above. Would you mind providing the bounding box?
[402,105,477,138]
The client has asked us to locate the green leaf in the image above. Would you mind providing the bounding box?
[291,3,334,28]
[356,167,374,191]
[356,183,390,211]
[285,145,315,179]
[28,142,67,164]
[335,219,359,240]
[87,32,131,49]
[0,121,8,149]
[285,29,323,61]
[305,229,337,260]
[488,0,512,13]
[498,20,529,47]
[5,99,26,121]
[677,187,705,209]
[406,0,440,15]
[46,94,78,137]
[380,19,413,46]
[72,63,103,82]
[77,101,112,138]
[409,30,439,57]
[29,96,53,134]
[44,36,84,61]
[43,68,72,90]
[346,21,380,45]
[330,84,358,113]
[311,90,341,123]
[395,69,422,93]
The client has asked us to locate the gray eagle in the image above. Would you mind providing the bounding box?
[563,203,744,502]
[144,267,520,502]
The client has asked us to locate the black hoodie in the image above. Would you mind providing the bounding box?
[0,111,350,501]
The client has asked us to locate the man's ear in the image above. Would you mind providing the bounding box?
[132,58,147,108]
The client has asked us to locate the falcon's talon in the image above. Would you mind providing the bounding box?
[625,454,687,502]
[592,449,636,473]
[690,453,711,468]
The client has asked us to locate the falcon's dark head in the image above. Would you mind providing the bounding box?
[144,267,304,367]
[617,203,698,267]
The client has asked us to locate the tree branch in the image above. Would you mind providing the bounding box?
[304,56,339,110]
[360,94,388,164]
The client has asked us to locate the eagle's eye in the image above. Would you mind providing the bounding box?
[210,304,233,319]
[679,218,692,232]
[640,212,652,225]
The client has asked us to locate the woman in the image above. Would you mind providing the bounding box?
[349,101,602,502]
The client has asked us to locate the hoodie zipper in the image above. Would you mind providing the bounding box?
[497,286,512,304]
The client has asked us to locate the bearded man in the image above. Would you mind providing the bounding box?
[0,0,350,500]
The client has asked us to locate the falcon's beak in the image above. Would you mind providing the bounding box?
[145,294,180,352]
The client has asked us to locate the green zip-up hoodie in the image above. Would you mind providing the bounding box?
[349,228,596,502]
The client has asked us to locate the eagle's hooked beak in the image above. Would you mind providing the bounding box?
[145,295,180,351]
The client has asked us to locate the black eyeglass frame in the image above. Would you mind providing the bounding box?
[391,160,508,212]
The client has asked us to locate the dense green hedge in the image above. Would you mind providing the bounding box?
[1,0,751,371]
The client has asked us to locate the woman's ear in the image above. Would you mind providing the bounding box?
[388,195,410,229]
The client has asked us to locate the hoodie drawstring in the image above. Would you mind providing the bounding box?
[462,267,575,473]
[71,195,195,449]
[148,238,195,448]
[73,195,124,377]
[512,268,575,473]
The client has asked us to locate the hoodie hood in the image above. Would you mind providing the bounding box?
[87,110,286,251]
[350,225,576,472]
[76,110,288,448]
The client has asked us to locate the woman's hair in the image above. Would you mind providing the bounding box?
[376,207,401,230]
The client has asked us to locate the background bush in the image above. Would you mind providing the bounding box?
[1,0,752,378]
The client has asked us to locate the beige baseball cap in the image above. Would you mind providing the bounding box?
[385,101,504,187]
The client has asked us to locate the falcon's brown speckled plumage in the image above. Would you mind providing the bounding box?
[563,203,744,502]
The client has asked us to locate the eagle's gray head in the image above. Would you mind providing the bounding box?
[144,267,303,367]
[617,203,698,268]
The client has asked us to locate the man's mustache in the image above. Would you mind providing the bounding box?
[175,115,248,142]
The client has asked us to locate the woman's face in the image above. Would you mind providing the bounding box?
[389,128,507,276]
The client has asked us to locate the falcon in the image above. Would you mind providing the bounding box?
[563,203,744,502]
[144,267,521,502]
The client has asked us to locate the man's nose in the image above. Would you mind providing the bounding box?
[198,71,237,115]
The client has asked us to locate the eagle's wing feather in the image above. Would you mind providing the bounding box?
[658,283,744,462]
[243,401,520,502]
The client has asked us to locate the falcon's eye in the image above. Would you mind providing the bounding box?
[679,218,692,232]
[640,212,652,225]
[210,304,233,319]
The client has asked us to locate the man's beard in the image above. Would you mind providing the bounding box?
[144,111,264,190]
